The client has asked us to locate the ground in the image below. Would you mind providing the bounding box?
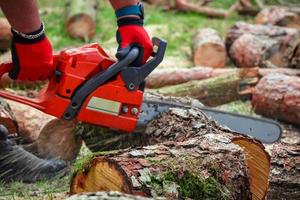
[0,0,294,199]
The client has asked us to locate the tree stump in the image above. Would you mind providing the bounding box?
[255,6,300,29]
[68,191,154,200]
[71,95,270,200]
[226,22,300,68]
[192,28,226,68]
[0,18,12,51]
[65,0,99,40]
[252,73,300,126]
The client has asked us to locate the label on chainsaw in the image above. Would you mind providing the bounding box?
[87,97,121,116]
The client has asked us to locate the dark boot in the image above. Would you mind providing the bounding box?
[0,125,67,183]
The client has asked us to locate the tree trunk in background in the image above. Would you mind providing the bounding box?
[252,73,300,126]
[192,28,226,68]
[146,67,300,89]
[226,22,300,68]
[65,0,99,40]
[229,34,280,68]
[255,6,300,29]
[71,98,271,200]
[149,71,258,106]
[0,18,12,51]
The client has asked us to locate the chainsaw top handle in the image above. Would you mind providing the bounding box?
[62,37,167,120]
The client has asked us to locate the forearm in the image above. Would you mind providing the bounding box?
[0,0,41,33]
[109,0,138,10]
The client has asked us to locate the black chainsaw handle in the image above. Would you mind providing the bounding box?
[121,37,167,91]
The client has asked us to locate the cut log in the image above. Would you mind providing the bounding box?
[146,67,300,89]
[174,0,229,18]
[192,28,226,68]
[65,0,99,40]
[226,22,300,68]
[0,95,81,161]
[24,119,82,162]
[0,18,12,51]
[252,73,300,126]
[149,71,258,106]
[229,34,280,68]
[255,6,300,29]
[71,96,270,199]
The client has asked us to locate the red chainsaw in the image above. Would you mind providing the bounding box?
[0,38,282,143]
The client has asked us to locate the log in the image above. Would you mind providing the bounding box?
[226,22,300,68]
[146,67,300,89]
[174,0,229,18]
[0,97,18,135]
[0,18,12,51]
[192,28,226,68]
[252,73,300,126]
[229,34,280,68]
[148,71,258,106]
[255,6,300,29]
[230,0,260,16]
[71,96,270,199]
[65,0,99,40]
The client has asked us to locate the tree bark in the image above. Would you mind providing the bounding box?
[65,0,99,40]
[226,22,300,68]
[252,73,300,126]
[254,6,300,29]
[0,18,12,51]
[174,0,229,18]
[148,71,258,106]
[71,97,271,200]
[192,28,226,68]
[146,67,300,89]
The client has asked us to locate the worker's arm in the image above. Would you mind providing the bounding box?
[0,0,54,81]
[109,0,153,66]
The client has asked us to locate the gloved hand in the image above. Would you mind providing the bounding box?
[10,23,54,81]
[116,17,153,66]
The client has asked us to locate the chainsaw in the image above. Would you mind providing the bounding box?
[0,38,282,144]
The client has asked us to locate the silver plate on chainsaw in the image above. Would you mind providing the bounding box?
[87,97,121,116]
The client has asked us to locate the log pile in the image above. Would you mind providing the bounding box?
[226,22,300,68]
[71,95,270,200]
[65,0,99,40]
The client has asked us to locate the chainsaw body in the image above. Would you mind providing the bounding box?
[0,38,167,132]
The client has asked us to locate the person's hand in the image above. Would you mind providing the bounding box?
[10,24,54,81]
[116,17,153,66]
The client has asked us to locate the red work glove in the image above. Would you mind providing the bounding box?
[10,23,54,81]
[116,17,153,66]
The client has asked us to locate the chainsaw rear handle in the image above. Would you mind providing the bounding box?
[0,63,13,80]
[63,37,167,120]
